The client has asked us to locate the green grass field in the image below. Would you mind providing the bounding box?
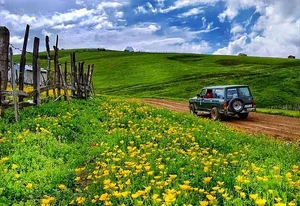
[14,49,300,109]
[0,97,299,205]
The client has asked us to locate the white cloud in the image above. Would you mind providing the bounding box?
[115,11,124,19]
[54,22,212,54]
[75,0,85,6]
[97,2,123,9]
[218,7,238,22]
[230,23,245,34]
[215,0,300,57]
[10,36,24,44]
[52,24,75,30]
[134,6,148,14]
[135,0,219,14]
[41,29,52,37]
[214,35,247,55]
[178,8,204,18]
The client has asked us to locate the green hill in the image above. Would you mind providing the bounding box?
[14,49,300,108]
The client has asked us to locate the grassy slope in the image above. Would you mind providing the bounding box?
[0,97,299,205]
[14,49,300,108]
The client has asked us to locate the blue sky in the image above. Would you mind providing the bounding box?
[1,0,299,57]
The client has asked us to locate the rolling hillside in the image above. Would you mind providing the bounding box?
[14,49,300,108]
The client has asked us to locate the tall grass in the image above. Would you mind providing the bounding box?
[0,97,299,205]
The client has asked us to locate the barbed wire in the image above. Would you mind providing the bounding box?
[9,43,34,56]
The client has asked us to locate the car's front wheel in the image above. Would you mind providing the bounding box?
[238,113,249,119]
[211,107,220,121]
[189,104,197,116]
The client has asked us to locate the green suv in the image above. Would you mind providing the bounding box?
[189,85,256,120]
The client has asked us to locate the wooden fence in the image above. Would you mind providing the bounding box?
[0,25,95,121]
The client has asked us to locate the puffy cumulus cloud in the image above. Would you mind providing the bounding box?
[10,36,24,44]
[178,8,204,18]
[230,23,245,34]
[215,0,300,57]
[54,23,212,54]
[214,36,247,55]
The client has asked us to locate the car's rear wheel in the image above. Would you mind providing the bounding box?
[211,107,220,121]
[228,98,245,113]
[238,113,249,119]
[189,104,197,116]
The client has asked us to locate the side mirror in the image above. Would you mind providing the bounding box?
[197,94,200,98]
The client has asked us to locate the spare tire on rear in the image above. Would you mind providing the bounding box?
[228,98,245,113]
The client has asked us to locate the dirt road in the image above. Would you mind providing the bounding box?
[142,99,300,142]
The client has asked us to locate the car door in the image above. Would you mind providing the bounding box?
[194,89,206,111]
[202,89,214,111]
[211,88,225,109]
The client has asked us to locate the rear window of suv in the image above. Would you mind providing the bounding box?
[226,87,251,99]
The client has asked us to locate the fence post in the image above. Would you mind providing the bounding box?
[19,24,30,102]
[10,47,19,121]
[54,35,60,97]
[32,37,40,105]
[0,27,9,97]
[70,52,76,96]
[45,35,51,98]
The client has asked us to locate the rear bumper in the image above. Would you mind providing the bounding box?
[220,107,256,115]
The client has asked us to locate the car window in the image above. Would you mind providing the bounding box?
[213,89,224,99]
[238,87,251,97]
[200,89,206,96]
[226,88,238,99]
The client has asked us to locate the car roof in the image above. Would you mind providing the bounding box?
[203,85,249,89]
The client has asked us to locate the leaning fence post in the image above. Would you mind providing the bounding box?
[45,35,51,98]
[10,47,19,121]
[32,37,40,105]
[0,27,9,100]
[19,24,30,102]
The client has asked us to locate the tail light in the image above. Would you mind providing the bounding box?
[252,99,256,106]
[223,102,227,110]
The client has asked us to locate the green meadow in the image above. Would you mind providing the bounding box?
[15,49,300,108]
[0,97,299,205]
[4,50,299,205]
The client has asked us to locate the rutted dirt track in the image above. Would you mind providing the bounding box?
[142,99,300,142]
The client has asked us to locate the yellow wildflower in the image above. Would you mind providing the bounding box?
[1,157,9,162]
[206,194,216,203]
[152,194,162,203]
[125,179,131,185]
[203,177,212,184]
[26,183,33,189]
[250,194,258,200]
[100,193,109,201]
[199,201,209,206]
[58,184,66,190]
[255,199,266,206]
[234,185,242,191]
[12,164,18,169]
[169,174,177,180]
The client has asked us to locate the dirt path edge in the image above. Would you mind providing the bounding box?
[141,98,300,143]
